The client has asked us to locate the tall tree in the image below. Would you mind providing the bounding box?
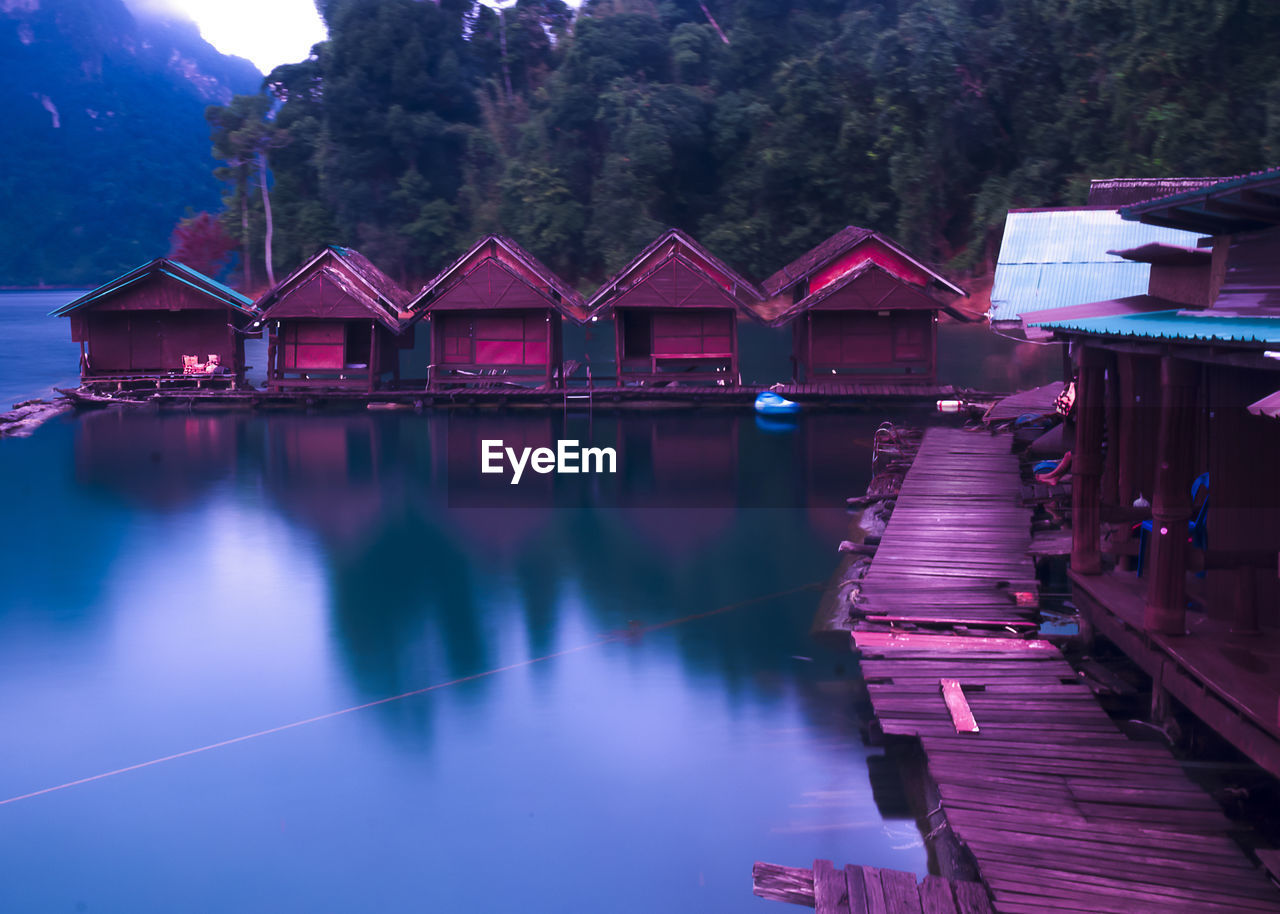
[207,94,288,289]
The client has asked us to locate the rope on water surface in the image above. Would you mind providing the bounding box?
[0,581,822,808]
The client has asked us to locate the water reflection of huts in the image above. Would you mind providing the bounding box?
[67,409,881,738]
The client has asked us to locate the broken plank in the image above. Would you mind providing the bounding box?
[941,679,979,734]
[814,859,851,914]
[753,861,816,906]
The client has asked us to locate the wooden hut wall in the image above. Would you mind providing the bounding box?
[76,275,243,376]
[428,258,558,313]
[1147,263,1213,307]
[651,310,733,356]
[1206,364,1280,630]
[271,320,402,386]
[608,252,743,381]
[629,243,736,295]
[422,247,567,385]
[1217,229,1280,314]
[266,270,388,323]
[262,256,411,389]
[436,311,554,367]
[802,310,934,379]
[1113,354,1161,505]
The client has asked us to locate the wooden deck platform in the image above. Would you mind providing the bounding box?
[845,428,1280,913]
[1071,569,1280,779]
[68,381,985,411]
[753,859,993,914]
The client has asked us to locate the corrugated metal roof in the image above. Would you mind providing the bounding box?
[990,210,1204,322]
[1029,309,1280,345]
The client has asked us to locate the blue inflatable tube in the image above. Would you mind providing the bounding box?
[755,391,801,416]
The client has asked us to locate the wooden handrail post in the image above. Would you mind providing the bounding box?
[1144,356,1198,635]
[1071,345,1106,574]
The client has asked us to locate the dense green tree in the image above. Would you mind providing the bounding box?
[196,0,1280,291]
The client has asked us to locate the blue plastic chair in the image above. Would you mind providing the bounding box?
[1136,472,1209,577]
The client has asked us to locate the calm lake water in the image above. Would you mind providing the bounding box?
[0,407,932,913]
[0,290,1052,912]
[0,291,84,406]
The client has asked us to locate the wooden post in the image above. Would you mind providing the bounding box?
[1115,354,1138,505]
[267,328,278,391]
[614,310,625,387]
[367,321,377,393]
[1071,345,1106,574]
[1101,351,1119,508]
[929,311,938,384]
[554,312,563,390]
[730,311,740,386]
[1144,356,1198,635]
[429,316,439,390]
[545,311,554,390]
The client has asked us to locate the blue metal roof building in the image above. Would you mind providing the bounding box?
[989,209,1204,325]
[1029,309,1280,346]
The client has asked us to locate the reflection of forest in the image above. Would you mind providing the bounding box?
[67,408,911,745]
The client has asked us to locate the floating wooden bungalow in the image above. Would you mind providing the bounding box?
[406,235,587,389]
[52,258,258,385]
[1028,168,1280,778]
[254,245,414,392]
[761,228,969,384]
[586,229,763,386]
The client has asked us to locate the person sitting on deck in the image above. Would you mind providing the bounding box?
[1035,377,1077,485]
[1035,451,1073,485]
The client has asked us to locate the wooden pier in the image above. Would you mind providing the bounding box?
[852,430,1040,629]
[841,428,1280,913]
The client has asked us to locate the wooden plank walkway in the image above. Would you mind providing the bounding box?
[754,859,993,914]
[849,427,1280,914]
[852,429,1040,627]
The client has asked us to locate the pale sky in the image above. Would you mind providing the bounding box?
[129,0,329,73]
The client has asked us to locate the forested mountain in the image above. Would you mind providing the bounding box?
[222,0,1280,294]
[0,0,260,286]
